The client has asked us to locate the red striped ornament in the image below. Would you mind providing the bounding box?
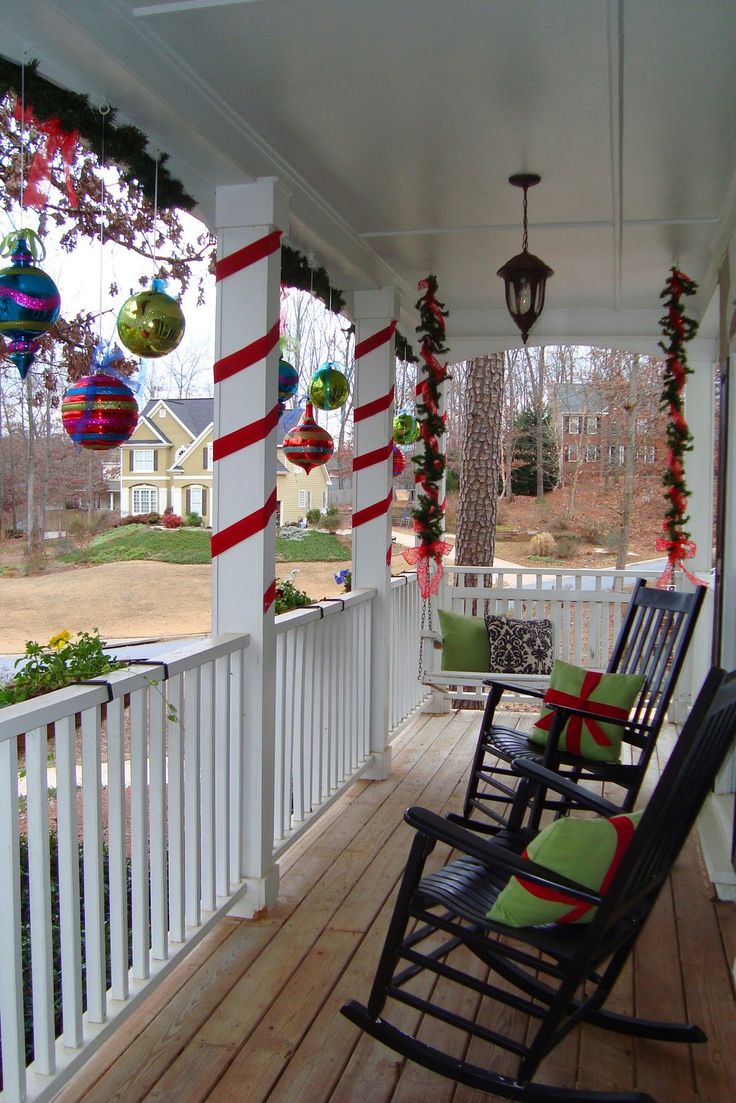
[282,402,334,474]
[61,373,138,451]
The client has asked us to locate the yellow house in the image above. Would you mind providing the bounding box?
[119,399,330,526]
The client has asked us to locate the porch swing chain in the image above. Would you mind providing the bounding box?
[417,595,432,681]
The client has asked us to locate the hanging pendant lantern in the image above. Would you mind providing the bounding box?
[392,443,406,478]
[278,357,299,401]
[308,360,349,411]
[116,277,185,358]
[497,173,553,344]
[282,402,334,473]
[61,373,139,450]
[393,410,419,446]
[0,231,61,378]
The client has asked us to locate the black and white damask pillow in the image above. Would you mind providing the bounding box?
[484,615,554,675]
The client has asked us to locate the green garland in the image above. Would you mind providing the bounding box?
[0,55,195,211]
[412,275,450,545]
[0,55,417,358]
[655,267,704,588]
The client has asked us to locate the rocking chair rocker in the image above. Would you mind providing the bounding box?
[456,578,705,834]
[342,666,736,1103]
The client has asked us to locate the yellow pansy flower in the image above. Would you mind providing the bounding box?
[48,630,72,651]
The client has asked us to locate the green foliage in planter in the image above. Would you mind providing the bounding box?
[275,579,313,614]
[0,630,125,707]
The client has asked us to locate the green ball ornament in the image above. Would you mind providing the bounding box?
[116,278,185,358]
[393,411,419,445]
[308,361,349,411]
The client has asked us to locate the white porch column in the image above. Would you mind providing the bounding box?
[212,178,288,913]
[352,288,400,779]
[679,346,718,715]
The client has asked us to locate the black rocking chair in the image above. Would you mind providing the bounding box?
[342,665,736,1103]
[455,578,705,834]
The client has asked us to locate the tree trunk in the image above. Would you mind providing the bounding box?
[455,354,504,567]
[616,355,638,570]
[535,346,545,499]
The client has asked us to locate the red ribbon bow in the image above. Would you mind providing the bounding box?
[535,670,627,757]
[654,531,707,590]
[402,539,452,598]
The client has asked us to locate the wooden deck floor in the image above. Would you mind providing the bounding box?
[51,709,736,1103]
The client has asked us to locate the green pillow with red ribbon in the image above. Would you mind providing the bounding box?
[488,810,642,928]
[529,659,646,763]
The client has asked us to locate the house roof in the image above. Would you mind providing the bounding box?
[553,383,607,416]
[142,398,214,440]
[277,405,306,445]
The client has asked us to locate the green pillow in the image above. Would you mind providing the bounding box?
[488,811,642,927]
[528,659,646,762]
[438,609,490,672]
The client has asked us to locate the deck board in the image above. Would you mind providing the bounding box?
[51,709,735,1103]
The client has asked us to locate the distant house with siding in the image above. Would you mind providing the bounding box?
[119,399,330,526]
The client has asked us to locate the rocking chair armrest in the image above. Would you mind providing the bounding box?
[511,760,622,817]
[404,806,603,906]
[482,677,547,700]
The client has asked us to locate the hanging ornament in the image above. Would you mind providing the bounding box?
[308,360,349,411]
[278,357,299,401]
[393,410,419,445]
[392,444,406,478]
[116,277,185,358]
[0,229,61,378]
[282,402,334,474]
[61,373,139,450]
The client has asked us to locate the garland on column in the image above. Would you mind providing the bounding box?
[403,274,452,597]
[655,267,706,589]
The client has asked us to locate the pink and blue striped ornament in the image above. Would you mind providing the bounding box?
[61,373,139,451]
[0,230,61,378]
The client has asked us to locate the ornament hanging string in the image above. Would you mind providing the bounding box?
[655,266,707,590]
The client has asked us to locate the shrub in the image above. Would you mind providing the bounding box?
[118,512,160,526]
[529,531,557,557]
[577,519,608,545]
[554,533,578,558]
[184,512,203,527]
[305,508,321,525]
[548,514,572,534]
[162,513,182,529]
[321,512,341,533]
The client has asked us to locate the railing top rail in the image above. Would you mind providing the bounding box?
[390,571,418,590]
[275,587,376,633]
[446,565,662,580]
[0,633,250,743]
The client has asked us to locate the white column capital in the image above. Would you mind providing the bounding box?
[353,286,402,320]
[215,177,290,231]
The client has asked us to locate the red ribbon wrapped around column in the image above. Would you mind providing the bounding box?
[654,529,705,589]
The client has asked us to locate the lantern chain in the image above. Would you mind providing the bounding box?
[522,184,529,252]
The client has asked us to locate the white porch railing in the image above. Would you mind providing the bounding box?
[388,571,427,734]
[272,589,375,855]
[0,634,252,1103]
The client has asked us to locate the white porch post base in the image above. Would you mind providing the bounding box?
[421,690,451,714]
[228,867,281,918]
[362,749,392,781]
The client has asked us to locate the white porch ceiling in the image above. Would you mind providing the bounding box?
[1,0,734,354]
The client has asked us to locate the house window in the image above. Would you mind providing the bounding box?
[608,444,625,466]
[132,485,158,514]
[189,485,204,516]
[203,444,213,470]
[132,449,155,472]
[638,446,656,464]
[567,416,582,435]
[563,445,579,462]
[585,415,601,434]
[298,489,311,509]
[584,444,601,462]
[158,409,167,419]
